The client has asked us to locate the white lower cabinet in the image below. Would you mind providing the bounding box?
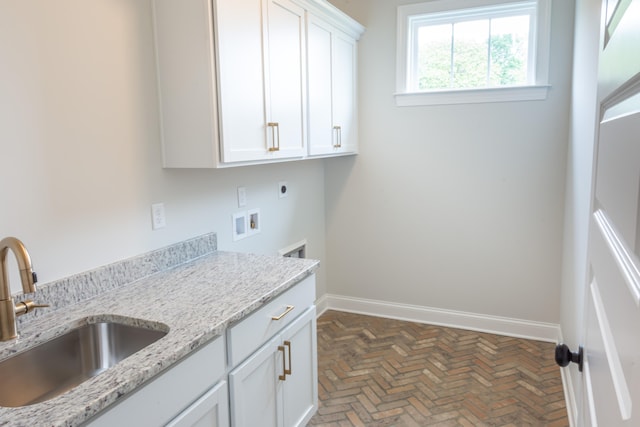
[84,275,317,427]
[166,380,229,427]
[281,308,318,427]
[84,337,227,427]
[229,307,317,427]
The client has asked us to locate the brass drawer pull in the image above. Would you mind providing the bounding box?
[278,345,287,380]
[271,305,294,321]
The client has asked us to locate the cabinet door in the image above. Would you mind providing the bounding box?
[216,0,305,163]
[307,15,335,156]
[263,0,307,159]
[331,30,358,154]
[153,0,220,168]
[215,0,268,163]
[307,16,358,157]
[229,335,283,427]
[229,307,318,427]
[166,381,230,427]
[281,307,318,427]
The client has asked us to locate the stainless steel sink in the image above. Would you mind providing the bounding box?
[0,321,167,407]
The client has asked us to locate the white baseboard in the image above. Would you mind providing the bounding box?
[315,294,329,317]
[317,293,561,343]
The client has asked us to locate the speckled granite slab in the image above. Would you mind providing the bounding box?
[16,233,218,327]
[0,235,319,427]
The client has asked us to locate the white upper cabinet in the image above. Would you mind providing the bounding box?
[217,0,307,163]
[307,15,358,156]
[153,0,363,168]
[153,0,220,168]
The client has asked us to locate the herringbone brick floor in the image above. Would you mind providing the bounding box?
[308,311,569,427]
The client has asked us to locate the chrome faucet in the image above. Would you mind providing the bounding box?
[0,237,47,341]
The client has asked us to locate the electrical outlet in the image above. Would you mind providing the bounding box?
[151,203,167,230]
[278,181,288,198]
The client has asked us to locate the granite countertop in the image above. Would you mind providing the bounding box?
[0,250,319,427]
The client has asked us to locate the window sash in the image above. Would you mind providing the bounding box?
[408,1,536,27]
[407,2,536,92]
[396,0,551,106]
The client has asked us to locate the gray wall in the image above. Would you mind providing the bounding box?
[325,0,575,323]
[1,0,582,339]
[0,1,326,296]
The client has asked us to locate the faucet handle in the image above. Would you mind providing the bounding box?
[15,300,49,316]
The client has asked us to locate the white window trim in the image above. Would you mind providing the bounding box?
[395,0,552,106]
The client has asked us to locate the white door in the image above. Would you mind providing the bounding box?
[331,30,358,154]
[166,381,230,427]
[264,0,307,159]
[307,15,336,156]
[307,16,358,156]
[280,308,318,427]
[216,0,305,163]
[582,1,640,425]
[229,335,283,427]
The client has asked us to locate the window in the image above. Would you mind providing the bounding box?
[396,0,551,106]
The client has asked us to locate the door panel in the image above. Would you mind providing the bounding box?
[281,308,318,427]
[216,0,267,161]
[307,16,335,156]
[331,31,357,153]
[586,95,640,426]
[599,0,640,99]
[264,0,306,158]
[584,1,640,424]
[595,111,640,247]
[166,381,229,427]
[229,335,282,427]
[585,283,629,426]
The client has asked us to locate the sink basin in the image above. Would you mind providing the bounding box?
[0,321,167,407]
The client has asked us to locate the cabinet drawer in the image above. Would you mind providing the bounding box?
[227,274,315,367]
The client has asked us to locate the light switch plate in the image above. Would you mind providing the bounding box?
[237,187,247,207]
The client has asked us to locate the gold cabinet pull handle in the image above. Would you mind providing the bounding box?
[267,122,280,152]
[284,340,292,376]
[333,125,342,148]
[271,305,294,321]
[278,345,287,380]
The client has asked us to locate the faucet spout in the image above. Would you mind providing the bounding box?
[0,237,40,341]
[0,237,37,299]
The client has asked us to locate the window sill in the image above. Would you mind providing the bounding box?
[394,85,550,107]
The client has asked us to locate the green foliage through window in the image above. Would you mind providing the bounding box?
[410,10,531,91]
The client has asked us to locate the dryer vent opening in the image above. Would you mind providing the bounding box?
[279,240,306,259]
